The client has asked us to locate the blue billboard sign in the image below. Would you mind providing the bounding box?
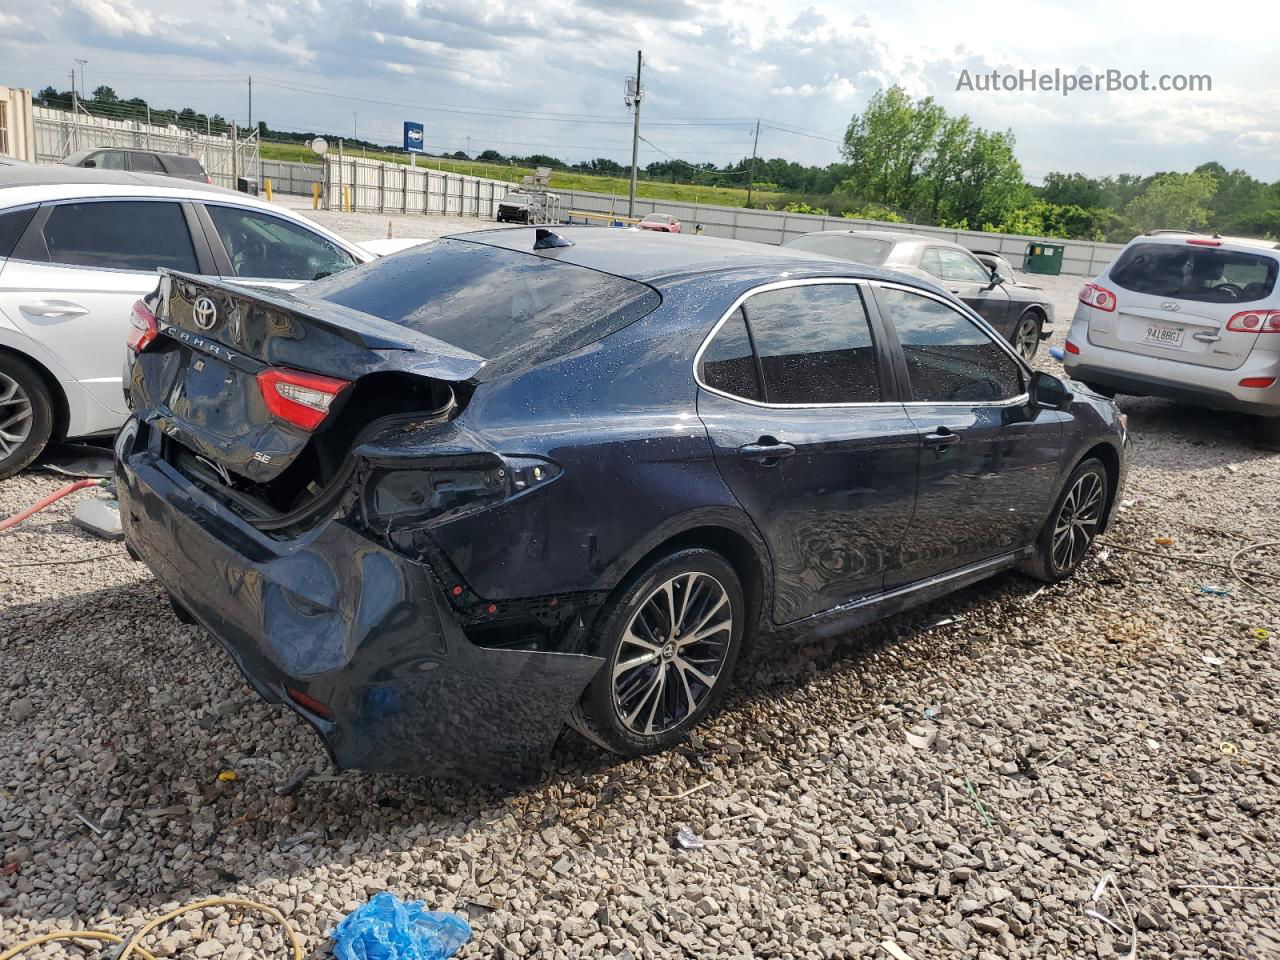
[403,121,424,153]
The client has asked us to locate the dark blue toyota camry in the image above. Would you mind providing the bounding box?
[116,226,1128,782]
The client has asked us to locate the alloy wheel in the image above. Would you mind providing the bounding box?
[1052,470,1104,571]
[1015,316,1040,360]
[0,371,33,459]
[611,572,733,736]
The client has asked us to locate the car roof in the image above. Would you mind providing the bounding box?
[1137,231,1280,254]
[0,163,227,194]
[66,146,196,159]
[791,228,939,246]
[451,225,948,290]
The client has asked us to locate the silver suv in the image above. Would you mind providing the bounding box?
[1064,232,1280,445]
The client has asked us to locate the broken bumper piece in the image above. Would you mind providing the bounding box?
[115,424,602,785]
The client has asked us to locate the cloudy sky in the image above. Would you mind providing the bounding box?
[3,0,1278,182]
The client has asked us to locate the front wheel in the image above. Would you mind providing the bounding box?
[1021,458,1109,582]
[571,548,744,756]
[1013,311,1042,360]
[0,354,53,480]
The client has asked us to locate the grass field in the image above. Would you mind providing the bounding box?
[259,142,786,209]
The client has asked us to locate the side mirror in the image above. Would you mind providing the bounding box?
[1030,370,1072,410]
[988,269,1005,287]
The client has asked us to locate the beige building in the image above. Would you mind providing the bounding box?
[0,85,36,162]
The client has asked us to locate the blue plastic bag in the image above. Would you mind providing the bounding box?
[333,891,472,960]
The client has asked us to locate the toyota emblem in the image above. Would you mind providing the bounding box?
[193,296,218,330]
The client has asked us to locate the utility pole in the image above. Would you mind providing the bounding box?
[69,70,78,152]
[75,59,87,102]
[247,75,252,136]
[627,49,642,218]
[746,119,761,209]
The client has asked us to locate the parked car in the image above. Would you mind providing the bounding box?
[637,212,681,233]
[62,147,212,184]
[783,230,1054,360]
[0,164,377,478]
[116,226,1128,782]
[496,191,543,224]
[1064,231,1280,446]
[972,249,1019,281]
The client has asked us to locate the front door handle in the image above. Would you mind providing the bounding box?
[923,427,960,448]
[738,438,797,464]
[21,300,89,318]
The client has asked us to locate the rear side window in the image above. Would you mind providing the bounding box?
[129,153,164,174]
[700,308,760,401]
[0,207,36,259]
[877,287,1023,403]
[784,234,890,265]
[95,151,127,171]
[206,205,354,281]
[1110,242,1278,303]
[36,201,197,272]
[732,283,881,405]
[165,156,206,177]
[305,238,661,380]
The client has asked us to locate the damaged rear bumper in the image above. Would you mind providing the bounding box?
[114,420,602,784]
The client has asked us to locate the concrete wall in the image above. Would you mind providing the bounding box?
[0,86,36,162]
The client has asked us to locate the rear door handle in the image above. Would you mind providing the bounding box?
[21,300,89,318]
[923,427,960,448]
[738,440,797,463]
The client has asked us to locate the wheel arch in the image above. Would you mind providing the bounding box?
[0,343,69,441]
[1073,440,1122,533]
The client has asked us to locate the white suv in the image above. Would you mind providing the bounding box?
[1064,231,1280,445]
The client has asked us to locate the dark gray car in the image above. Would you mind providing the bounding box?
[783,230,1054,359]
[62,148,212,184]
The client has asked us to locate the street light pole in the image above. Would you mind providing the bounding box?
[627,49,642,219]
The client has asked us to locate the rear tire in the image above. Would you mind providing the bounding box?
[0,353,53,481]
[570,548,744,756]
[1021,458,1109,583]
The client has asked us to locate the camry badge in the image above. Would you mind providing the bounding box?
[193,296,218,330]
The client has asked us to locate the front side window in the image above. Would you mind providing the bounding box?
[935,247,991,283]
[206,205,354,281]
[877,286,1023,403]
[699,284,881,405]
[37,201,197,272]
[96,151,127,171]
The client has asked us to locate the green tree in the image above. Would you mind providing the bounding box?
[1123,171,1218,233]
[91,85,118,103]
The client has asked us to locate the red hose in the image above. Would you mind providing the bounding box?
[0,478,105,533]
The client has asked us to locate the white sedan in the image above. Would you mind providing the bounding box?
[0,165,384,478]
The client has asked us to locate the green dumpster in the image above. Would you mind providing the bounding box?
[1024,241,1064,275]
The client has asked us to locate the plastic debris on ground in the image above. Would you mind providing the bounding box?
[35,441,114,478]
[332,891,471,960]
[1250,627,1271,641]
[1047,346,1065,362]
[216,770,238,783]
[1084,873,1137,960]
[1197,584,1232,596]
[1201,653,1225,667]
[72,498,123,540]
[905,725,937,750]
[674,825,705,850]
[1152,536,1174,546]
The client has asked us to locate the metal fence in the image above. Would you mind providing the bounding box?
[555,189,1125,277]
[323,155,512,218]
[32,105,259,190]
[260,159,324,196]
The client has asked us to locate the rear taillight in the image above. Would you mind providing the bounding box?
[1065,340,1081,354]
[1239,377,1277,388]
[1226,309,1280,333]
[128,299,159,352]
[257,367,350,431]
[1078,283,1117,312]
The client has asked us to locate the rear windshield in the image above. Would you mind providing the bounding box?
[1110,242,1278,304]
[304,238,660,378]
[165,156,206,176]
[784,234,890,265]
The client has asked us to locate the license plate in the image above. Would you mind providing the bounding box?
[1143,323,1184,347]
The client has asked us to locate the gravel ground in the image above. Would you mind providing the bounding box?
[2,258,1278,959]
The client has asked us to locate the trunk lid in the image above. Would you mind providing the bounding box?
[129,272,484,517]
